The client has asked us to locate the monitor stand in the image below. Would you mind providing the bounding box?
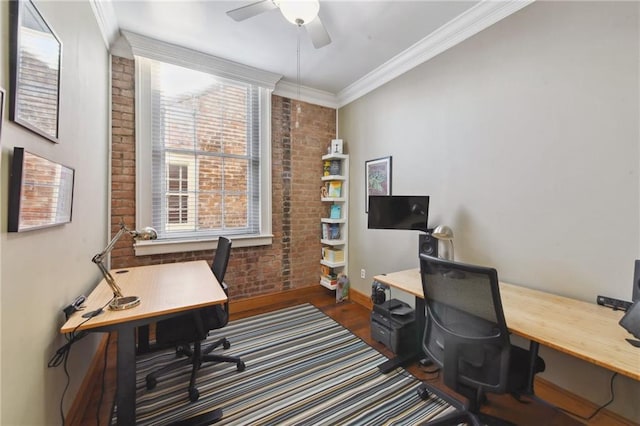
[625,338,640,348]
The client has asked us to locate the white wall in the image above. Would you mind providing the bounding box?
[0,1,109,424]
[340,1,639,421]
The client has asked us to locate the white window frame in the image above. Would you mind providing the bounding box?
[127,33,281,255]
[165,155,196,231]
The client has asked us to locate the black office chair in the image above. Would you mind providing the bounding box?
[146,237,246,403]
[416,254,545,426]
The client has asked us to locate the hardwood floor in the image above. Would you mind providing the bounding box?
[71,289,629,425]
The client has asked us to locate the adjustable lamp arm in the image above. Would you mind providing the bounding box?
[91,222,157,308]
[92,224,131,298]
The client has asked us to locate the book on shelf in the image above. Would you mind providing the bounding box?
[323,160,331,176]
[329,223,340,240]
[320,276,338,287]
[320,265,334,277]
[321,223,329,239]
[329,204,341,219]
[327,181,342,197]
[322,248,344,263]
[329,160,341,175]
[321,223,340,240]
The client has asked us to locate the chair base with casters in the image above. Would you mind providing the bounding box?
[417,383,518,426]
[146,331,246,402]
[416,340,545,425]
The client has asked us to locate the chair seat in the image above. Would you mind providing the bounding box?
[156,306,226,344]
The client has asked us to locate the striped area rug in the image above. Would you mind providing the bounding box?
[119,304,459,425]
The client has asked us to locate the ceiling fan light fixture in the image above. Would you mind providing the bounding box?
[276,0,320,26]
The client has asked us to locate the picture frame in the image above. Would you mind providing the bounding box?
[8,147,75,232]
[365,156,392,212]
[0,87,5,140]
[9,0,62,143]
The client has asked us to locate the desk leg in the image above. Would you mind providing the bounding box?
[137,325,150,354]
[415,296,425,351]
[116,328,136,426]
[525,341,540,395]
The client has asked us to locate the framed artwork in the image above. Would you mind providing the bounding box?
[365,156,392,212]
[0,87,5,139]
[8,147,75,232]
[9,0,62,143]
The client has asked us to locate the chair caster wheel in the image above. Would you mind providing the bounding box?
[146,377,157,390]
[223,339,231,350]
[237,361,246,371]
[417,385,431,400]
[189,387,200,402]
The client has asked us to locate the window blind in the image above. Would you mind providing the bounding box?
[149,59,261,239]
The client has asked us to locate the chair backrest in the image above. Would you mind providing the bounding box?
[199,237,232,332]
[212,236,232,284]
[419,253,511,400]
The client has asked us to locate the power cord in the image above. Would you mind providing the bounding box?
[49,297,113,426]
[559,372,618,421]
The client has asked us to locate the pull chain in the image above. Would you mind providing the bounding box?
[295,23,301,129]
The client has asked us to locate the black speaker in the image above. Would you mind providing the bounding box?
[633,259,640,302]
[418,232,438,258]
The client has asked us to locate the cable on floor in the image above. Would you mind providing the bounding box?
[559,372,618,421]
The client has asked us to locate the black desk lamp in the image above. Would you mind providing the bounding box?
[92,221,157,310]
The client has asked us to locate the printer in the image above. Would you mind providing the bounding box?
[371,298,417,355]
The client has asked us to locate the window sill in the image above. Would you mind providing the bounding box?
[134,234,273,256]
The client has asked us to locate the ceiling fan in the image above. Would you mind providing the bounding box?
[226,0,332,49]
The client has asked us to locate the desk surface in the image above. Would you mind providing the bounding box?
[61,260,227,334]
[374,268,640,381]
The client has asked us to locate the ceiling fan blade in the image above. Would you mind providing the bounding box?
[226,0,278,22]
[305,15,331,49]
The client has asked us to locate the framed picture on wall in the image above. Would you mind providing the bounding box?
[0,87,5,140]
[9,0,62,143]
[365,156,392,212]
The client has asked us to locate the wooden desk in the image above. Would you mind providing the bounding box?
[60,261,227,425]
[374,268,640,382]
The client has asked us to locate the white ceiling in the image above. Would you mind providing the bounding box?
[95,0,532,107]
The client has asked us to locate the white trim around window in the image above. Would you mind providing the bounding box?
[133,51,275,256]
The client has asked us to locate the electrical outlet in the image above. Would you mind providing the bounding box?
[360,269,366,279]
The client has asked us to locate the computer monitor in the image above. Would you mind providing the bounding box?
[367,195,429,232]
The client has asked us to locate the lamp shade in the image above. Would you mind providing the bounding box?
[432,225,454,241]
[134,226,158,240]
[277,0,319,25]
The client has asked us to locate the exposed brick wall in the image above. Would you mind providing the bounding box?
[110,56,336,300]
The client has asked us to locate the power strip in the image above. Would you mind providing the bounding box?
[596,295,632,312]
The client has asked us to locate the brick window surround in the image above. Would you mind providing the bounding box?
[111,56,336,300]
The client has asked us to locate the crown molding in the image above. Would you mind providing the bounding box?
[123,31,282,90]
[88,0,120,49]
[88,0,532,109]
[336,0,535,108]
[274,81,338,109]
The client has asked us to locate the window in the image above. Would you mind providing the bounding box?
[130,34,280,255]
[166,158,193,229]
